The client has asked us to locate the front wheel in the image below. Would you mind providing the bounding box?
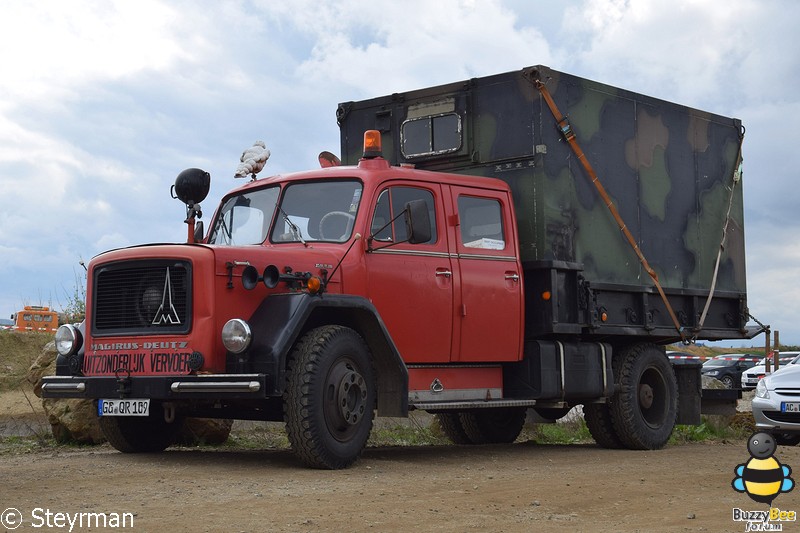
[610,343,677,450]
[99,402,184,453]
[284,325,376,469]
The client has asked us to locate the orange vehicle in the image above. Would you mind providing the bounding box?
[12,306,59,333]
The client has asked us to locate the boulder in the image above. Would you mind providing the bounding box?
[27,342,104,444]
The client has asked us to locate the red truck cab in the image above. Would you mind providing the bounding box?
[44,132,530,468]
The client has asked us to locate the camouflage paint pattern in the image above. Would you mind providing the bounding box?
[338,65,746,295]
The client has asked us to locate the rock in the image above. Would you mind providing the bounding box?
[44,397,105,444]
[27,342,104,444]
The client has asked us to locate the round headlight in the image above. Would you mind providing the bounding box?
[222,319,252,354]
[55,324,82,356]
[755,378,770,399]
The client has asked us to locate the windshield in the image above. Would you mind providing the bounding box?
[703,360,734,368]
[208,186,279,245]
[271,180,362,243]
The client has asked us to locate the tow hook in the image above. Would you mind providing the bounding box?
[163,402,176,423]
[114,368,132,399]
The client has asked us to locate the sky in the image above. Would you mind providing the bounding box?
[1,0,799,346]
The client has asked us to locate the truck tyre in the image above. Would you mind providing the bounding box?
[99,402,183,453]
[772,433,800,446]
[610,343,677,450]
[459,407,527,444]
[284,325,376,469]
[436,413,473,444]
[583,403,624,449]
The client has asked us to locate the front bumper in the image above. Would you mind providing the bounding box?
[752,395,800,434]
[41,374,274,400]
[741,375,762,390]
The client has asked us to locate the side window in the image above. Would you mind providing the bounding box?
[458,196,505,250]
[370,186,437,244]
[401,113,462,158]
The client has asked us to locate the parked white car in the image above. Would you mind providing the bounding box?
[752,363,800,445]
[740,352,800,390]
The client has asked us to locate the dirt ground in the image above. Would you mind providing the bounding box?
[0,335,793,532]
[2,434,799,532]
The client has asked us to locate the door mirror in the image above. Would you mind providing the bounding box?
[404,199,432,244]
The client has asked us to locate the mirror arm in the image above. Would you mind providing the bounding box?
[365,210,408,253]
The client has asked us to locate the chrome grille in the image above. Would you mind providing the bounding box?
[92,260,191,334]
[762,411,800,424]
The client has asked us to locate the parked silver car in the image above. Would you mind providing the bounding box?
[752,363,800,445]
[741,352,800,390]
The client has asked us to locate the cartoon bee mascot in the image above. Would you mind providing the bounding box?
[733,432,794,504]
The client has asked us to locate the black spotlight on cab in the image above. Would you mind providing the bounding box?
[171,168,211,244]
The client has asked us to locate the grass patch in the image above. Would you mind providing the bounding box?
[0,434,58,455]
[221,422,290,450]
[529,418,593,445]
[0,331,52,392]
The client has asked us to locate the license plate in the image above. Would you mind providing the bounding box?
[98,399,150,417]
[781,402,800,413]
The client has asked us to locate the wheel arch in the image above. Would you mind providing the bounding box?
[243,293,408,417]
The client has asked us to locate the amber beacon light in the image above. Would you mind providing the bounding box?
[363,130,382,158]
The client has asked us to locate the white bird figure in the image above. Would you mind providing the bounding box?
[235,141,270,179]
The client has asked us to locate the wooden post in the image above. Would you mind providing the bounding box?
[765,327,772,373]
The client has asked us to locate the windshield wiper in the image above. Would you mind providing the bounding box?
[276,203,307,246]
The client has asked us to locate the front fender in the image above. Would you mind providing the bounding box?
[236,293,408,417]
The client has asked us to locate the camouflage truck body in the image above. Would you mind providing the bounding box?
[338,65,753,343]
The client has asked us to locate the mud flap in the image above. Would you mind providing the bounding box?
[673,363,701,425]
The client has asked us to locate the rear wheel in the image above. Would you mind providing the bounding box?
[459,407,527,444]
[284,325,376,469]
[610,343,677,450]
[534,407,571,422]
[436,413,473,444]
[584,403,624,449]
[99,402,184,453]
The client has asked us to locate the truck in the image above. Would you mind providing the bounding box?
[12,305,59,333]
[42,65,762,468]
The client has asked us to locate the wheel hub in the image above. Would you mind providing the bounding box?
[639,383,654,410]
[337,367,367,426]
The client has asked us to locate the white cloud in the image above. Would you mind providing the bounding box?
[0,0,798,345]
[0,0,190,106]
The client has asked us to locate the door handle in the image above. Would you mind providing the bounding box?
[505,273,520,281]
[436,270,453,278]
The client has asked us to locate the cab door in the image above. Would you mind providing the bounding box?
[448,186,522,362]
[365,183,454,363]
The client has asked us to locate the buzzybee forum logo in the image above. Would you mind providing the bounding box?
[731,432,796,531]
